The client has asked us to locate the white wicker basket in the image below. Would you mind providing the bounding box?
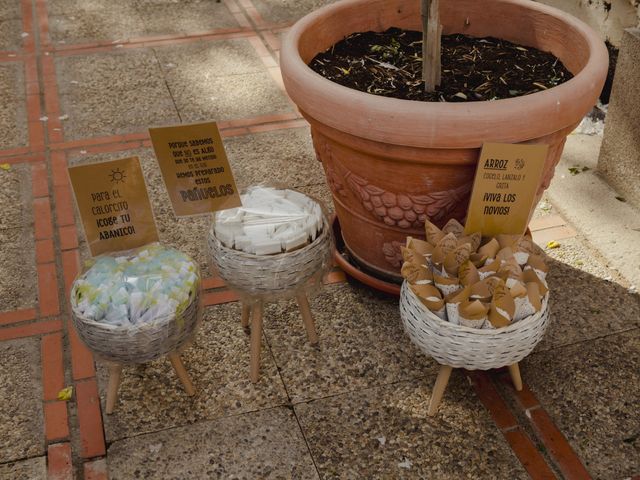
[399,281,550,369]
[208,220,333,297]
[71,292,201,364]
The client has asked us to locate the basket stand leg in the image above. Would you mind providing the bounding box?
[428,365,453,416]
[106,364,123,415]
[241,303,251,335]
[296,292,318,345]
[249,301,264,383]
[168,352,196,396]
[508,363,523,391]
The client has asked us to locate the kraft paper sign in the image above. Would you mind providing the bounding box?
[68,156,159,256]
[149,122,241,217]
[464,143,548,237]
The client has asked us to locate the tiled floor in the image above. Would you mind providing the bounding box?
[0,0,638,479]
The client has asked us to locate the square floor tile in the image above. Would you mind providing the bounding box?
[132,0,240,37]
[224,127,324,190]
[107,408,318,479]
[0,338,44,463]
[56,50,179,140]
[99,302,289,442]
[295,378,528,479]
[0,457,47,480]
[0,227,36,312]
[0,62,27,149]
[155,39,292,122]
[534,237,640,352]
[524,329,640,479]
[263,282,439,403]
[251,0,338,25]
[48,0,240,44]
[0,163,32,229]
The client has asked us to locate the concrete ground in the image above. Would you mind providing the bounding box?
[0,0,638,479]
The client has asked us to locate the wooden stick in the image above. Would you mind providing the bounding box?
[296,292,319,345]
[428,364,453,416]
[241,303,251,335]
[249,301,264,383]
[508,363,523,391]
[421,0,441,92]
[106,364,123,415]
[169,352,195,396]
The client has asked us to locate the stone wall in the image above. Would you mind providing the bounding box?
[535,0,640,46]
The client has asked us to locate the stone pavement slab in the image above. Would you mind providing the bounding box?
[264,282,439,404]
[0,0,22,52]
[99,302,288,443]
[132,0,240,37]
[0,227,36,312]
[48,0,240,45]
[224,127,324,189]
[48,2,141,46]
[547,133,640,287]
[524,328,640,479]
[0,163,32,230]
[0,456,47,480]
[55,50,180,140]
[0,19,22,52]
[0,62,27,149]
[251,0,338,25]
[0,338,44,463]
[107,407,318,479]
[535,236,640,352]
[155,39,293,122]
[295,377,528,479]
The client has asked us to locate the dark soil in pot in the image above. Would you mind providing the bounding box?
[309,27,573,102]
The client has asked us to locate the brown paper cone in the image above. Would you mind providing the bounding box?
[459,260,480,286]
[526,282,543,312]
[509,281,528,299]
[459,300,489,328]
[523,269,549,296]
[410,284,445,315]
[525,254,549,280]
[470,280,492,303]
[498,258,524,287]
[492,280,516,317]
[496,234,522,249]
[401,261,433,284]
[444,286,471,326]
[406,237,434,257]
[483,276,503,296]
[470,253,489,268]
[479,258,501,279]
[458,232,482,252]
[478,238,500,259]
[425,220,445,246]
[434,271,462,296]
[432,233,458,265]
[442,218,465,238]
[444,243,472,276]
[400,246,424,264]
[496,246,515,263]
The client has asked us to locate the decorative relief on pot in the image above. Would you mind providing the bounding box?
[344,171,472,228]
[325,166,348,198]
[382,240,404,268]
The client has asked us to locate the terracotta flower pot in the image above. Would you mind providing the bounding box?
[280,0,608,281]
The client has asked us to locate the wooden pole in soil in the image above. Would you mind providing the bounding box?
[422,0,441,92]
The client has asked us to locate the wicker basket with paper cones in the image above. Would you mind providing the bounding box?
[399,218,551,370]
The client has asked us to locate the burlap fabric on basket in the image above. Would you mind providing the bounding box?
[71,292,201,364]
[399,281,550,369]
[208,219,333,298]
